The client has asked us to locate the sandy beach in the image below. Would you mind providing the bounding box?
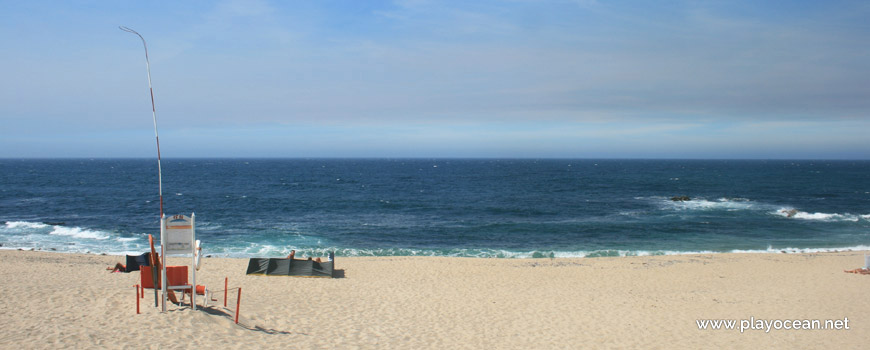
[1,250,868,349]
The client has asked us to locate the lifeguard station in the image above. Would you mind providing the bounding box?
[135,215,242,322]
[124,27,242,322]
[160,213,198,311]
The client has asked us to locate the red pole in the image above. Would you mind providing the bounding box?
[135,284,140,314]
[224,277,228,307]
[234,287,242,324]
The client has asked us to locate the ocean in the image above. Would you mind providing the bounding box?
[1,159,869,258]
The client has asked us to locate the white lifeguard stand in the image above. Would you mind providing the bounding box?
[160,213,197,311]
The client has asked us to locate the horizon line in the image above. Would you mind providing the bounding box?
[2,156,869,161]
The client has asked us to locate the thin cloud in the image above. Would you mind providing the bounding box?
[2,0,869,157]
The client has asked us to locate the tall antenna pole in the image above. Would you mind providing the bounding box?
[121,26,164,309]
[120,26,164,219]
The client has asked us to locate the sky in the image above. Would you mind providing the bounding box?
[1,0,869,159]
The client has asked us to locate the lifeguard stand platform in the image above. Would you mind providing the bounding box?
[160,213,197,311]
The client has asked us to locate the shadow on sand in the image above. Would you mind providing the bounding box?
[198,305,298,335]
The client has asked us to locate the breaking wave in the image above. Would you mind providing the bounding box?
[651,197,870,223]
[654,197,761,211]
[1,221,142,254]
[49,226,110,240]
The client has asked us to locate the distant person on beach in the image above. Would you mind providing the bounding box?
[107,263,126,272]
[286,249,323,262]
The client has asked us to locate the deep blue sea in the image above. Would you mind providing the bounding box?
[1,159,869,258]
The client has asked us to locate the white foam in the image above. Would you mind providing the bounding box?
[263,246,870,259]
[773,209,863,222]
[548,246,870,258]
[731,245,870,254]
[663,197,757,211]
[49,226,110,240]
[793,212,858,221]
[5,221,49,229]
[197,222,223,230]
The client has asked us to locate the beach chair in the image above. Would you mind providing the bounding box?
[180,284,217,308]
[141,264,216,306]
[138,237,183,306]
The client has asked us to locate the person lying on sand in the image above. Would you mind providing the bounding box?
[844,268,870,275]
[107,263,126,272]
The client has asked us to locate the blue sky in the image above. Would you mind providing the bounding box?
[1,0,869,158]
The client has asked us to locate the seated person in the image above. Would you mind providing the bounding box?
[285,249,323,262]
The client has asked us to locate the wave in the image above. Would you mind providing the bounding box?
[49,226,110,240]
[4,215,870,258]
[731,245,870,254]
[4,237,869,259]
[651,196,870,223]
[771,208,868,222]
[5,221,50,230]
[3,221,113,240]
[1,220,125,254]
[203,245,870,259]
[511,245,870,258]
[652,197,761,212]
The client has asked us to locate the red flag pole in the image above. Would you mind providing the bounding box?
[121,26,164,309]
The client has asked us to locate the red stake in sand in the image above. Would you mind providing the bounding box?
[235,288,242,324]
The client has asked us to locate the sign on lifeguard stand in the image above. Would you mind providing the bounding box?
[160,213,196,311]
